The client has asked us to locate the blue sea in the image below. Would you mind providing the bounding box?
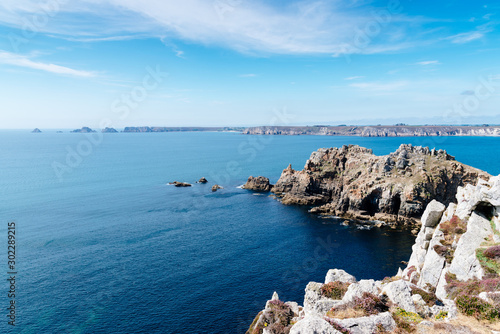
[1,131,499,334]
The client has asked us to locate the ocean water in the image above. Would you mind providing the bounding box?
[1,131,499,334]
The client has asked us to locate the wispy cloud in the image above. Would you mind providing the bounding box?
[0,50,95,77]
[344,76,364,80]
[416,60,440,65]
[448,31,484,44]
[0,0,430,56]
[239,73,257,78]
[349,81,408,91]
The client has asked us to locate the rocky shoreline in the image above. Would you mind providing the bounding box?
[247,176,500,334]
[242,125,500,137]
[245,144,490,225]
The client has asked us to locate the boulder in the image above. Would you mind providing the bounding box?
[421,200,446,227]
[198,177,208,183]
[325,269,357,284]
[381,280,416,313]
[242,176,273,192]
[290,316,341,334]
[342,280,381,303]
[333,312,396,334]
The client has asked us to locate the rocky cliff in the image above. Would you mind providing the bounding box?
[248,176,500,334]
[270,144,489,224]
[243,125,500,137]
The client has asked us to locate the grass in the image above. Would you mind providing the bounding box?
[476,248,500,275]
[392,307,422,333]
[326,292,389,319]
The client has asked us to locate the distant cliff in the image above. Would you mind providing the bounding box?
[242,125,500,137]
[122,126,244,133]
[268,144,490,224]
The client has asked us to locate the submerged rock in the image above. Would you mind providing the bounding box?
[169,181,192,187]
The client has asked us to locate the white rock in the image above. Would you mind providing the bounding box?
[412,293,426,307]
[290,316,341,334]
[325,269,357,284]
[382,280,417,313]
[449,212,492,281]
[479,291,489,302]
[421,200,446,227]
[334,312,396,334]
[342,280,381,303]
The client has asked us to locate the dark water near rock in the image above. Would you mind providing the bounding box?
[1,131,499,333]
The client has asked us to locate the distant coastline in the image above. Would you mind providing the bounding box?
[242,125,500,137]
[25,125,500,136]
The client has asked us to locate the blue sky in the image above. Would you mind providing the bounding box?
[0,0,499,128]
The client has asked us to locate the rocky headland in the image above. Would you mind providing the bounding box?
[243,125,500,137]
[248,176,500,333]
[267,144,489,224]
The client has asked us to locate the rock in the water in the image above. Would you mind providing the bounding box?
[212,184,223,192]
[198,177,208,183]
[169,181,192,187]
[290,316,341,334]
[31,128,42,133]
[102,127,118,133]
[325,269,357,284]
[242,176,273,192]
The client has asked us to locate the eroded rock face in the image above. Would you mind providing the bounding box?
[242,176,273,192]
[271,144,489,224]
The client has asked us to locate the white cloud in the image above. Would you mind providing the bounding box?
[416,60,440,65]
[344,76,364,80]
[0,0,423,56]
[349,81,408,91]
[0,50,95,77]
[448,31,484,44]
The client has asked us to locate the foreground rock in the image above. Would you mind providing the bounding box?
[270,144,489,224]
[169,181,192,187]
[242,176,273,192]
[248,175,500,333]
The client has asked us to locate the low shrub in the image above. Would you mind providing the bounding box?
[321,281,351,300]
[434,310,448,320]
[352,292,389,315]
[251,300,295,334]
[484,245,500,259]
[410,286,440,307]
[392,308,421,333]
[446,277,500,299]
[455,295,500,321]
[476,248,500,275]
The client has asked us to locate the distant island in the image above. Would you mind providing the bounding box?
[242,125,500,137]
[31,128,41,133]
[122,126,244,132]
[71,127,96,133]
[102,127,118,133]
